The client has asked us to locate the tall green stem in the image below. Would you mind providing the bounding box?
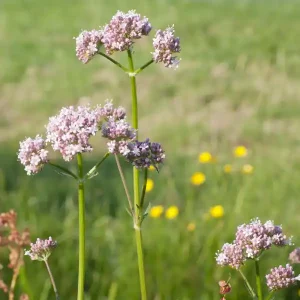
[127,49,148,300]
[77,153,85,300]
[255,260,263,300]
[238,269,257,299]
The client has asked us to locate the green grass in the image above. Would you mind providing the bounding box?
[1,0,300,299]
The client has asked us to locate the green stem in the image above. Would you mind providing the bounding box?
[49,162,78,180]
[135,59,154,75]
[238,269,257,299]
[114,154,133,215]
[77,153,85,300]
[98,52,129,72]
[84,152,110,180]
[255,260,263,300]
[265,291,275,300]
[127,49,148,300]
[140,169,148,210]
[44,260,60,300]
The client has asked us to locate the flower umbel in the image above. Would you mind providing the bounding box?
[289,248,300,264]
[18,135,49,175]
[152,25,181,68]
[46,105,101,161]
[266,264,298,291]
[75,29,103,63]
[25,237,57,261]
[216,243,245,269]
[102,10,151,55]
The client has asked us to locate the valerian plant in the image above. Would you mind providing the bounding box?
[17,9,180,300]
[216,218,300,300]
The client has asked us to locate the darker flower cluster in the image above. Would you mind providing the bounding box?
[125,139,165,169]
[266,264,299,291]
[216,218,292,269]
[17,135,49,175]
[152,26,181,68]
[25,237,57,261]
[100,102,165,169]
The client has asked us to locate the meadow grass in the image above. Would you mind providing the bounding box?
[1,0,300,299]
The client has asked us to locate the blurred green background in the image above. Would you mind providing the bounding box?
[1,0,300,299]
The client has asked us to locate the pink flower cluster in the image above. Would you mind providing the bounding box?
[216,218,292,269]
[25,237,57,261]
[266,264,299,291]
[102,10,152,55]
[75,30,103,64]
[100,101,165,169]
[17,135,48,175]
[289,248,300,264]
[46,105,101,161]
[152,26,181,68]
[75,10,181,68]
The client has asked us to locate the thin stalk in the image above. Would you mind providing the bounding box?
[49,162,78,180]
[84,152,110,180]
[77,153,85,300]
[238,269,257,299]
[135,59,154,75]
[255,260,263,300]
[98,52,129,72]
[127,49,148,300]
[265,291,275,300]
[44,260,60,300]
[114,154,133,215]
[140,169,148,210]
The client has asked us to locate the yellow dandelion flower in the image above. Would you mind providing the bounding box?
[242,164,254,174]
[146,179,154,192]
[234,145,248,158]
[148,165,156,171]
[190,172,206,186]
[198,152,213,163]
[209,205,224,218]
[187,222,196,232]
[223,164,232,174]
[149,205,164,218]
[165,206,179,219]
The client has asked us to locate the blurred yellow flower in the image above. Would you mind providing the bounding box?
[148,165,156,171]
[187,222,196,232]
[223,164,232,173]
[234,145,248,158]
[198,152,213,163]
[190,172,206,186]
[298,288,300,297]
[242,164,254,174]
[146,179,154,192]
[165,206,179,219]
[209,205,224,218]
[149,205,164,218]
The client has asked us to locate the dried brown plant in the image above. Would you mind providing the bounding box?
[0,210,30,300]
